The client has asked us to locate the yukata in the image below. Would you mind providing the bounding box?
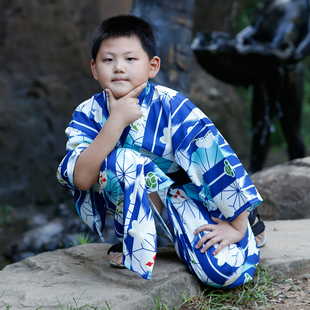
[57,82,263,288]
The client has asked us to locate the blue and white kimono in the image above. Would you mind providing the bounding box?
[57,82,262,288]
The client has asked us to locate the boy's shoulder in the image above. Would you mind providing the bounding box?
[75,92,106,113]
[151,83,188,103]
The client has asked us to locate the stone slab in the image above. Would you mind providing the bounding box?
[0,244,201,310]
[259,219,310,277]
[1,219,310,309]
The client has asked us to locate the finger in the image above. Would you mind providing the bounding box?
[105,88,116,103]
[211,216,223,224]
[124,82,147,98]
[212,240,228,256]
[201,236,221,254]
[137,109,143,118]
[195,231,214,249]
[194,224,214,235]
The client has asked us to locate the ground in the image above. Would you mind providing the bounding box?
[266,275,310,310]
[178,273,310,310]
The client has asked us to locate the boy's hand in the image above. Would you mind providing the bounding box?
[194,216,245,256]
[105,83,147,128]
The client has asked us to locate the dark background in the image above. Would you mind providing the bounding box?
[0,0,306,213]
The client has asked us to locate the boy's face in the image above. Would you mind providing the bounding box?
[91,36,160,98]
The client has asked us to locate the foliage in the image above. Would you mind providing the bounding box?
[69,232,95,247]
[176,265,271,310]
[56,290,110,310]
[0,291,11,310]
[177,265,309,310]
[233,1,310,154]
[0,205,16,227]
[236,58,310,153]
[152,288,169,310]
[232,0,264,35]
[301,56,310,150]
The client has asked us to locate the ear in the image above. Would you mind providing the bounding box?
[90,59,99,80]
[149,56,160,79]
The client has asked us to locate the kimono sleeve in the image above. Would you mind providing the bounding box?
[170,94,262,222]
[57,95,106,189]
[56,94,108,239]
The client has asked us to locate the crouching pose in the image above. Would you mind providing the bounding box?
[57,15,265,288]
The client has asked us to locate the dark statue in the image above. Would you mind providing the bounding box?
[192,0,309,172]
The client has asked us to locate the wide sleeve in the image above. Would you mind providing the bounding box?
[57,94,106,189]
[169,93,262,222]
[56,94,108,239]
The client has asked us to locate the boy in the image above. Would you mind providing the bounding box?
[57,15,264,288]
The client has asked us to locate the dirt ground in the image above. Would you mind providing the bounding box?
[178,273,310,310]
[265,275,310,310]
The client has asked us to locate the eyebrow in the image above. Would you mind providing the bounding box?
[101,50,139,56]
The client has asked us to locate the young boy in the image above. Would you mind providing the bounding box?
[57,14,264,288]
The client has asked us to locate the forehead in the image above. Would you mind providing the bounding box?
[100,35,144,52]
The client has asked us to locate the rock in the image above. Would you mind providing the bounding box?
[189,59,250,163]
[0,244,201,310]
[260,219,310,277]
[251,157,310,220]
[4,219,66,262]
[0,0,252,209]
[2,204,111,263]
[0,0,133,208]
[2,219,310,309]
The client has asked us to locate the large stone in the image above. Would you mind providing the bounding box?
[2,219,310,309]
[0,0,133,207]
[0,244,201,310]
[251,157,310,220]
[260,219,310,277]
[189,59,250,163]
[0,0,252,208]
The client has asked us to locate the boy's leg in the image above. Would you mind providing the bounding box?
[148,192,164,214]
[100,148,173,279]
[109,192,167,266]
[167,186,260,288]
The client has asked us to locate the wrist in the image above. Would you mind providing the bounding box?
[230,210,248,236]
[106,114,128,131]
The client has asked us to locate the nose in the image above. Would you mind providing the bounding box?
[113,60,125,74]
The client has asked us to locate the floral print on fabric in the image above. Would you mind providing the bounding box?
[57,82,262,287]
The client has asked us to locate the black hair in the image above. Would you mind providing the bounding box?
[92,15,157,61]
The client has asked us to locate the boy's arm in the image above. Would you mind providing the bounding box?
[194,210,248,256]
[73,83,146,191]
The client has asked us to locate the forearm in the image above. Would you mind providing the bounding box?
[230,210,248,238]
[73,116,125,191]
[73,83,145,191]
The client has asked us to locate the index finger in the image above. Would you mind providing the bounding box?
[125,82,147,98]
[194,224,214,235]
[105,88,116,103]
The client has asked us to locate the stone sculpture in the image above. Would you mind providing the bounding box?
[192,0,309,172]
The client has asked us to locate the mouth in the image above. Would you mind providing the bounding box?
[112,78,128,83]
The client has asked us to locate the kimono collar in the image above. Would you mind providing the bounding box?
[137,81,152,106]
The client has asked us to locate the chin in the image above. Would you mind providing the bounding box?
[112,88,133,98]
[113,91,129,98]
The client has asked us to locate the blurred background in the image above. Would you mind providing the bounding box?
[1,0,309,269]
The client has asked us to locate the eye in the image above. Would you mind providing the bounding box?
[127,57,136,61]
[103,58,113,62]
